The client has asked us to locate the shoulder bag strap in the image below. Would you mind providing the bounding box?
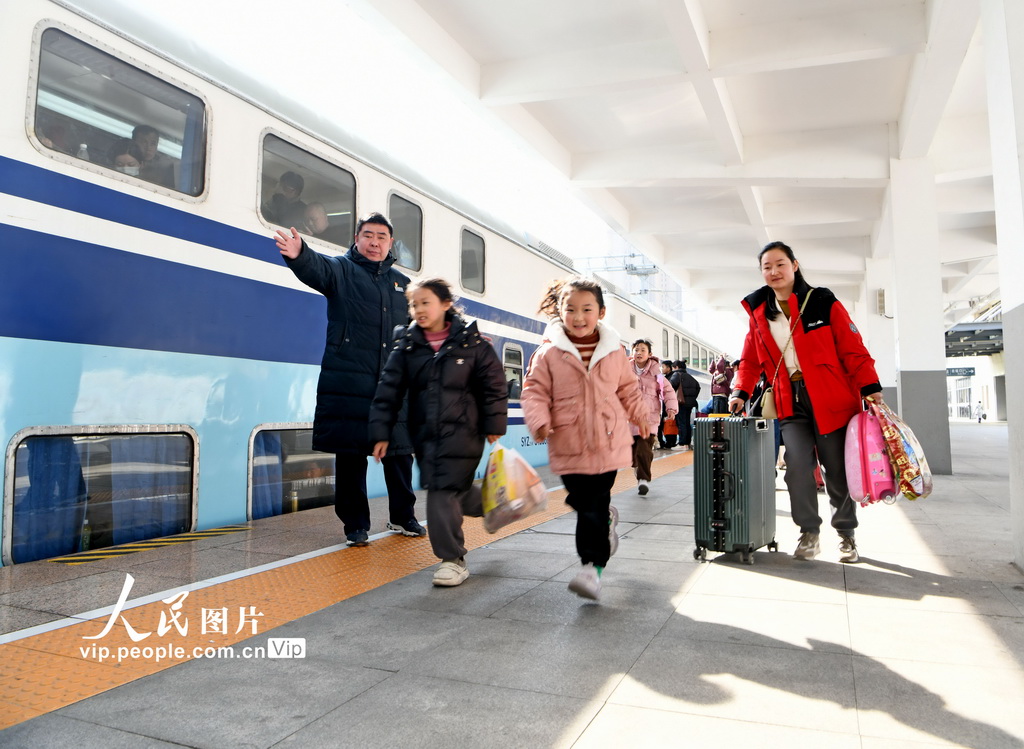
[767,289,813,388]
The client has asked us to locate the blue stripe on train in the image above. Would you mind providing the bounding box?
[0,155,547,337]
[0,226,542,363]
[0,223,326,364]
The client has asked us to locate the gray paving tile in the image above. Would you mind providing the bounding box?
[528,515,577,535]
[274,672,598,749]
[279,600,493,671]
[612,536,706,563]
[463,545,579,580]
[853,656,1024,748]
[0,569,191,618]
[609,633,861,734]
[59,657,389,749]
[686,551,848,604]
[490,579,677,634]
[554,556,705,594]
[847,606,1024,667]
[403,617,650,700]
[0,603,61,633]
[0,714,182,748]
[667,593,853,653]
[574,703,862,749]
[485,528,578,555]
[128,546,291,581]
[218,532,344,558]
[844,561,1022,616]
[620,522,694,543]
[339,566,544,618]
[998,581,1024,615]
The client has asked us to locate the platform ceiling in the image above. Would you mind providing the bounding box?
[360,0,998,328]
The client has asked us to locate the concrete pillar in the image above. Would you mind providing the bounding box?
[864,257,899,407]
[982,0,1024,569]
[888,157,953,474]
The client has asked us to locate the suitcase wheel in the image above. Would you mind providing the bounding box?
[768,540,779,552]
[741,549,754,565]
[693,547,707,562]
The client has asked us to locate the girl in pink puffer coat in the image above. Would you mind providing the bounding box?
[628,339,678,496]
[521,278,648,602]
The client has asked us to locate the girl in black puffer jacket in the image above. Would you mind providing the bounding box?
[369,278,508,587]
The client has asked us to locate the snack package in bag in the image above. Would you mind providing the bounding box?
[481,443,547,533]
[870,400,933,500]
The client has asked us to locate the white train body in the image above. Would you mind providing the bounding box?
[0,0,721,564]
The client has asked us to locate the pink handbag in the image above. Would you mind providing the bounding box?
[845,407,897,506]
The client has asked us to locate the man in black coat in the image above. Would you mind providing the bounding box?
[672,359,702,451]
[275,213,422,547]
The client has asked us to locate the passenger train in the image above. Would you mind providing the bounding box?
[0,0,724,565]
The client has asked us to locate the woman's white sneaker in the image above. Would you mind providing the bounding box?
[433,558,469,587]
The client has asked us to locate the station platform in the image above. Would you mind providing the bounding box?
[1,423,1022,748]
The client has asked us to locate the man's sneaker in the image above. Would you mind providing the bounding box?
[608,506,620,557]
[793,531,820,560]
[387,519,426,537]
[839,535,859,563]
[637,480,650,496]
[568,563,601,600]
[346,529,369,547]
[433,558,469,587]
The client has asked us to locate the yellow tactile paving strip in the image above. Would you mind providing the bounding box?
[0,453,691,729]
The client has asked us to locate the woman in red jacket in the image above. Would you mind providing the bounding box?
[728,242,884,563]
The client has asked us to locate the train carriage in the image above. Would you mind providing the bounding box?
[0,0,721,564]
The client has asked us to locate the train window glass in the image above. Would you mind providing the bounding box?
[662,329,669,359]
[389,194,422,271]
[629,314,636,329]
[261,134,355,246]
[503,345,524,401]
[250,427,336,519]
[10,431,194,564]
[681,339,690,364]
[674,334,680,361]
[34,28,207,195]
[461,229,485,293]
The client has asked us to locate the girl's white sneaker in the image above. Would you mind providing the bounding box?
[568,563,601,600]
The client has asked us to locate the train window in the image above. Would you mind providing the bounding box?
[461,228,485,293]
[7,428,195,564]
[674,334,680,361]
[260,134,356,246]
[250,427,336,519]
[680,339,690,364]
[389,194,423,271]
[662,329,669,359]
[33,28,207,195]
[629,314,636,329]
[503,345,524,401]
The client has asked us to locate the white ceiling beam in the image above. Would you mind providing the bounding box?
[764,194,885,226]
[658,0,743,165]
[631,208,749,234]
[898,0,981,158]
[480,40,687,105]
[943,256,995,295]
[572,126,891,187]
[710,5,926,78]
[352,0,482,94]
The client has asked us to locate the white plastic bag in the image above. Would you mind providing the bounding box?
[481,443,547,533]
